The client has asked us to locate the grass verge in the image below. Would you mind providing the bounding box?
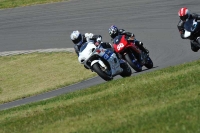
[0,59,199,133]
[0,0,67,9]
[0,52,96,104]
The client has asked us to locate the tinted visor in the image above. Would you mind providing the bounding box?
[72,34,82,45]
[180,14,188,21]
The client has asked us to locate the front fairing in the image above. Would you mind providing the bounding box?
[113,35,129,53]
[184,19,196,32]
[113,35,141,55]
[78,42,122,76]
[184,18,200,38]
[78,42,96,64]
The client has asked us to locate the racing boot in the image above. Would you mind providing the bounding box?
[139,43,149,54]
[136,41,149,55]
[143,47,149,55]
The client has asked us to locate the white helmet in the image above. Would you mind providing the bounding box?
[70,30,83,46]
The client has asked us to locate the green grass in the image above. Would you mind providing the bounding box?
[0,59,199,133]
[0,52,96,103]
[0,0,67,9]
[2,0,199,132]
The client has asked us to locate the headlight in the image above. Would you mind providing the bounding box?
[81,59,85,63]
[78,57,86,64]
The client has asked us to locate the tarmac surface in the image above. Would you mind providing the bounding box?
[0,0,200,110]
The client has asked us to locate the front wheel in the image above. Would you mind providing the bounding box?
[191,43,199,52]
[92,63,113,81]
[124,53,142,72]
[144,56,153,69]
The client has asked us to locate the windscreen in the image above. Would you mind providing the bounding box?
[184,19,197,32]
[113,35,123,44]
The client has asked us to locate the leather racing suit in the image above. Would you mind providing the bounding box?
[177,13,200,52]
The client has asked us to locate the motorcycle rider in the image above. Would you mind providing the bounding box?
[70,30,112,56]
[108,25,149,64]
[177,7,200,52]
[108,25,149,54]
[70,30,114,69]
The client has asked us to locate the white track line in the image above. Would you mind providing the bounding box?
[0,48,75,56]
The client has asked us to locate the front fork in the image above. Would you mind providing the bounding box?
[124,51,142,68]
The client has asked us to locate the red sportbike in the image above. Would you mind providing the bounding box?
[112,35,153,72]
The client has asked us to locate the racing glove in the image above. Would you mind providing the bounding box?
[85,33,94,42]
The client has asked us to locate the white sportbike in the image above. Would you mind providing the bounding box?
[78,41,132,81]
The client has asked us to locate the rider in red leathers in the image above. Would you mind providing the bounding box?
[108,25,149,65]
[108,25,149,54]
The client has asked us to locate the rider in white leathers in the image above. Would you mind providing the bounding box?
[70,30,112,56]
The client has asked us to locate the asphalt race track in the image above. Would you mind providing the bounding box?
[0,0,199,110]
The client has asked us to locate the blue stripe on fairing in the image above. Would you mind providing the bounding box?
[102,50,113,60]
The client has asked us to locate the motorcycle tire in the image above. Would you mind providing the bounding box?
[92,63,113,81]
[190,41,200,52]
[191,44,199,52]
[144,56,153,69]
[120,62,132,77]
[124,53,142,72]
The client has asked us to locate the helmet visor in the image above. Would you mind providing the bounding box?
[180,14,188,21]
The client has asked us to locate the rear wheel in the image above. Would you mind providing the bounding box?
[124,53,142,72]
[120,62,132,77]
[92,63,113,81]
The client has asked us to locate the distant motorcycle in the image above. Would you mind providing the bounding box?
[183,18,200,52]
[78,41,132,81]
[112,35,153,72]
